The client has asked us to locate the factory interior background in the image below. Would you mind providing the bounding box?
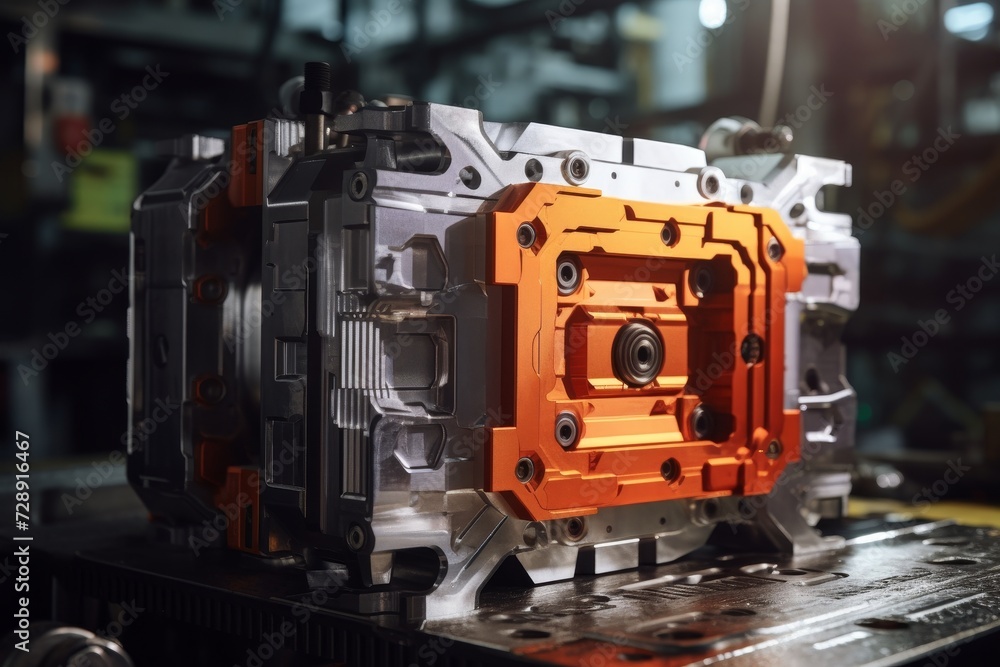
[2,0,1000,543]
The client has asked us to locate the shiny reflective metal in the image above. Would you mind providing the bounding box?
[425,521,1000,666]
[129,105,859,621]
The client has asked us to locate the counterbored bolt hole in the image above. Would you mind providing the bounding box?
[661,458,681,482]
[349,171,368,200]
[555,412,579,448]
[524,158,543,182]
[347,524,366,551]
[565,517,586,541]
[557,258,580,294]
[691,265,713,298]
[767,237,783,261]
[661,221,679,246]
[691,405,714,440]
[515,457,535,483]
[516,222,536,248]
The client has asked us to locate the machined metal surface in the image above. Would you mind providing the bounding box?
[128,100,861,621]
[48,518,1000,666]
[429,520,1000,666]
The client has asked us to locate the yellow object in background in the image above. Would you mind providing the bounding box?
[62,149,136,233]
[850,497,1000,529]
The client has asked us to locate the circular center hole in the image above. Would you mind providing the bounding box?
[695,414,707,434]
[571,159,586,178]
[661,458,680,482]
[636,344,651,365]
[559,424,573,440]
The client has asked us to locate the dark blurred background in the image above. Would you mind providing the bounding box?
[1,0,999,508]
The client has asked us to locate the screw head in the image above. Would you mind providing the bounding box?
[661,221,679,246]
[564,517,586,541]
[524,158,543,182]
[556,257,581,294]
[347,523,366,551]
[690,404,714,440]
[765,439,782,459]
[555,412,579,448]
[697,167,726,199]
[349,171,369,200]
[767,238,783,261]
[690,264,713,298]
[515,457,535,483]
[740,334,764,365]
[562,151,591,185]
[661,458,681,482]
[517,222,537,248]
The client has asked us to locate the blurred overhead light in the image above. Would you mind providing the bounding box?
[698,0,728,30]
[944,2,994,41]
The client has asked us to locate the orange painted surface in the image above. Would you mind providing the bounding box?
[485,183,804,521]
[228,120,264,208]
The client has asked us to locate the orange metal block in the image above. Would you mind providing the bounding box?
[228,120,265,208]
[485,183,804,521]
[220,465,261,554]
